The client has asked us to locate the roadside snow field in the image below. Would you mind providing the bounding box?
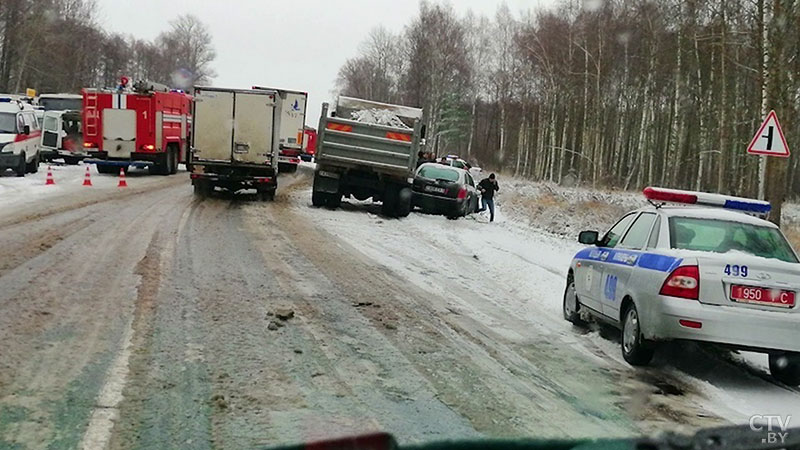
[289,174,800,429]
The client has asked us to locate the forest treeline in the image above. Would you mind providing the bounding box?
[336,0,800,206]
[0,0,215,93]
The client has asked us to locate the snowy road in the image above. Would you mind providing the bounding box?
[0,164,798,449]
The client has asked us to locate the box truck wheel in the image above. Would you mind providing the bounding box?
[194,180,212,198]
[257,188,275,202]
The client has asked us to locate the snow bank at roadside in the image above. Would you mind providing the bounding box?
[495,178,642,238]
[495,177,800,238]
[0,163,179,210]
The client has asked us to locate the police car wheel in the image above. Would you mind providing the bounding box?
[563,275,586,326]
[621,303,655,366]
[768,353,800,386]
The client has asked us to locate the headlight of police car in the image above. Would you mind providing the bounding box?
[0,142,8,152]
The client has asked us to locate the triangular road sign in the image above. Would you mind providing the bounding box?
[747,110,790,157]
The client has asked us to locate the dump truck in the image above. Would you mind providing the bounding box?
[312,96,424,217]
[189,86,282,201]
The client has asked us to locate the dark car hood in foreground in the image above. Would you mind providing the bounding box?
[262,424,800,450]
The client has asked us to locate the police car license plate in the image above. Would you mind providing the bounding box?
[424,185,447,194]
[730,285,795,308]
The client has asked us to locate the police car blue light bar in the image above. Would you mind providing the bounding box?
[643,186,771,215]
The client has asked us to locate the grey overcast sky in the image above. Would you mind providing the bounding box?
[95,0,556,126]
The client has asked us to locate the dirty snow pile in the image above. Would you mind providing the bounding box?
[350,109,410,129]
[496,179,646,237]
[496,177,800,238]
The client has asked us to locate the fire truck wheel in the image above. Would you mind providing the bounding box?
[26,152,39,174]
[165,148,175,175]
[15,152,26,177]
[169,146,179,174]
[150,151,169,175]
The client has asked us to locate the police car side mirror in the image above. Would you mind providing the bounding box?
[578,230,599,245]
[23,125,30,135]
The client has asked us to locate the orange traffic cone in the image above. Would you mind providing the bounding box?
[45,166,55,185]
[118,168,128,187]
[82,166,92,186]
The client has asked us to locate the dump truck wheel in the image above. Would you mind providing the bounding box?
[312,191,326,207]
[381,185,399,217]
[396,187,412,217]
[327,193,342,209]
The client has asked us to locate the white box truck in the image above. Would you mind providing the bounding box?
[189,87,282,200]
[253,86,307,173]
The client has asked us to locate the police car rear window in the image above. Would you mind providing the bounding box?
[668,217,798,263]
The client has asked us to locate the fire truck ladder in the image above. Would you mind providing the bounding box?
[85,91,99,137]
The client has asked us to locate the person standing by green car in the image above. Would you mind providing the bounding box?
[477,173,499,222]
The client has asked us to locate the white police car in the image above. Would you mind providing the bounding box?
[564,187,800,385]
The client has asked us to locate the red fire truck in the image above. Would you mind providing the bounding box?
[82,79,192,174]
[300,127,317,161]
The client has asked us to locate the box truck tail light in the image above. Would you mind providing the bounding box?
[660,265,700,300]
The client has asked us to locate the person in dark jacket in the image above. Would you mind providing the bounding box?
[416,151,430,168]
[477,173,499,222]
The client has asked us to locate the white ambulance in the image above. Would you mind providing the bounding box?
[0,97,41,176]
